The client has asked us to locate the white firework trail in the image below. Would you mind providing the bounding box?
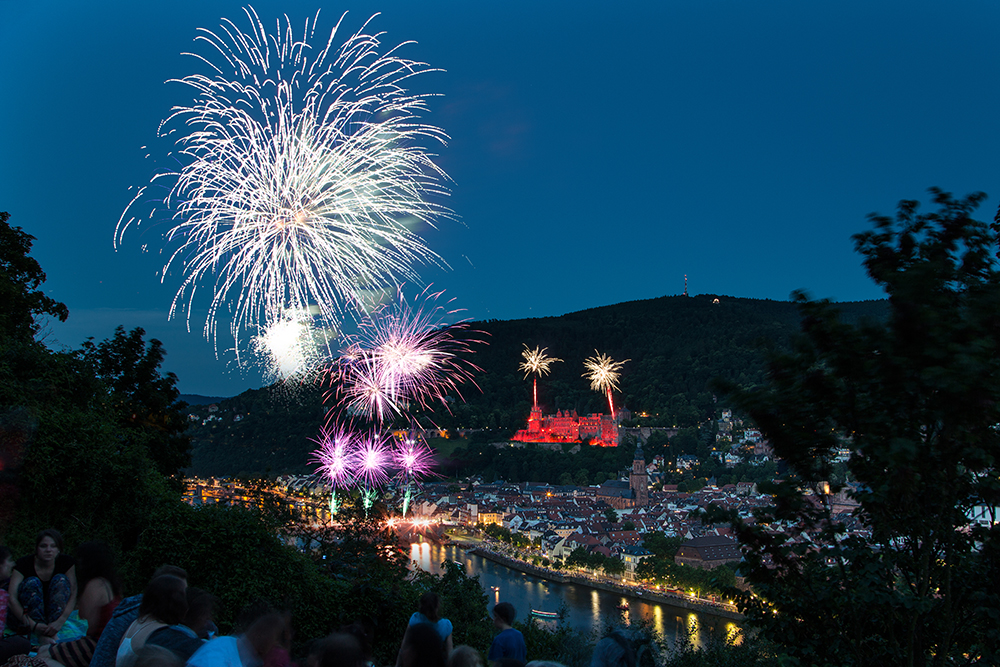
[116,6,453,353]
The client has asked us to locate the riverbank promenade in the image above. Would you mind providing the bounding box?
[448,537,742,621]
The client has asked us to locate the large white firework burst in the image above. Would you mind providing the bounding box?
[117,6,452,348]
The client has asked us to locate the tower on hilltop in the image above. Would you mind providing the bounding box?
[683,274,689,297]
[630,442,649,507]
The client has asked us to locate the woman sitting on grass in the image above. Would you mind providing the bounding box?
[0,546,31,663]
[7,530,77,646]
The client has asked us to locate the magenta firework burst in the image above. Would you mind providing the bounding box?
[393,436,436,480]
[338,352,400,423]
[310,426,357,488]
[394,431,435,517]
[355,431,393,489]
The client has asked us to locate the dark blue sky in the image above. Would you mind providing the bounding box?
[3,1,1000,396]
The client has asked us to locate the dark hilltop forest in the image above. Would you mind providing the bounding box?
[187,293,888,477]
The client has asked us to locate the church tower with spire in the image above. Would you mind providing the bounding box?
[630,443,649,507]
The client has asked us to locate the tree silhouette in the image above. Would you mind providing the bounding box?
[712,189,1000,666]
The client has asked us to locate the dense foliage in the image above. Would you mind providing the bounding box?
[79,326,192,482]
[446,438,640,483]
[564,546,626,576]
[0,211,68,340]
[710,190,1000,666]
[0,212,179,552]
[480,522,534,548]
[187,383,327,477]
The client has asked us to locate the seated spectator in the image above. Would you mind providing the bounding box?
[0,546,11,627]
[448,645,484,667]
[487,603,526,667]
[305,632,365,667]
[406,592,453,659]
[589,630,635,667]
[36,542,122,667]
[338,620,374,666]
[186,609,288,667]
[7,530,77,645]
[0,546,31,663]
[89,566,187,667]
[262,610,292,667]
[397,623,444,667]
[115,575,187,667]
[143,587,216,663]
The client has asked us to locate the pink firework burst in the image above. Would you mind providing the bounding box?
[310,426,357,488]
[339,287,483,422]
[355,430,392,488]
[393,435,436,480]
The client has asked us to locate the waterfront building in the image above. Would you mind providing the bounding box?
[620,544,654,580]
[674,535,741,570]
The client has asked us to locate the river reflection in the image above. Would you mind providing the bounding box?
[410,543,738,646]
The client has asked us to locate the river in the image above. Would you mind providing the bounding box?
[409,542,739,647]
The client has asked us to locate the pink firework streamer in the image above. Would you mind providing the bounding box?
[338,287,484,422]
[310,426,358,489]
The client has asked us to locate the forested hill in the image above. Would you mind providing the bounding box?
[186,294,888,477]
[451,294,887,429]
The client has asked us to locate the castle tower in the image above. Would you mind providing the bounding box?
[527,405,543,434]
[630,443,649,507]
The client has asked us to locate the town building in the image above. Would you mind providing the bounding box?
[630,443,649,507]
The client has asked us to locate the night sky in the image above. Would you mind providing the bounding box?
[3,1,1000,396]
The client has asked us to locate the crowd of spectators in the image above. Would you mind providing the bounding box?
[1,529,637,667]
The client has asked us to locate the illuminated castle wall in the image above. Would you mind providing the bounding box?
[512,405,620,446]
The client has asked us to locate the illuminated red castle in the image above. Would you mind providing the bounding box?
[511,405,620,446]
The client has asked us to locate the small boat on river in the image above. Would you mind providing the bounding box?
[530,609,559,619]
